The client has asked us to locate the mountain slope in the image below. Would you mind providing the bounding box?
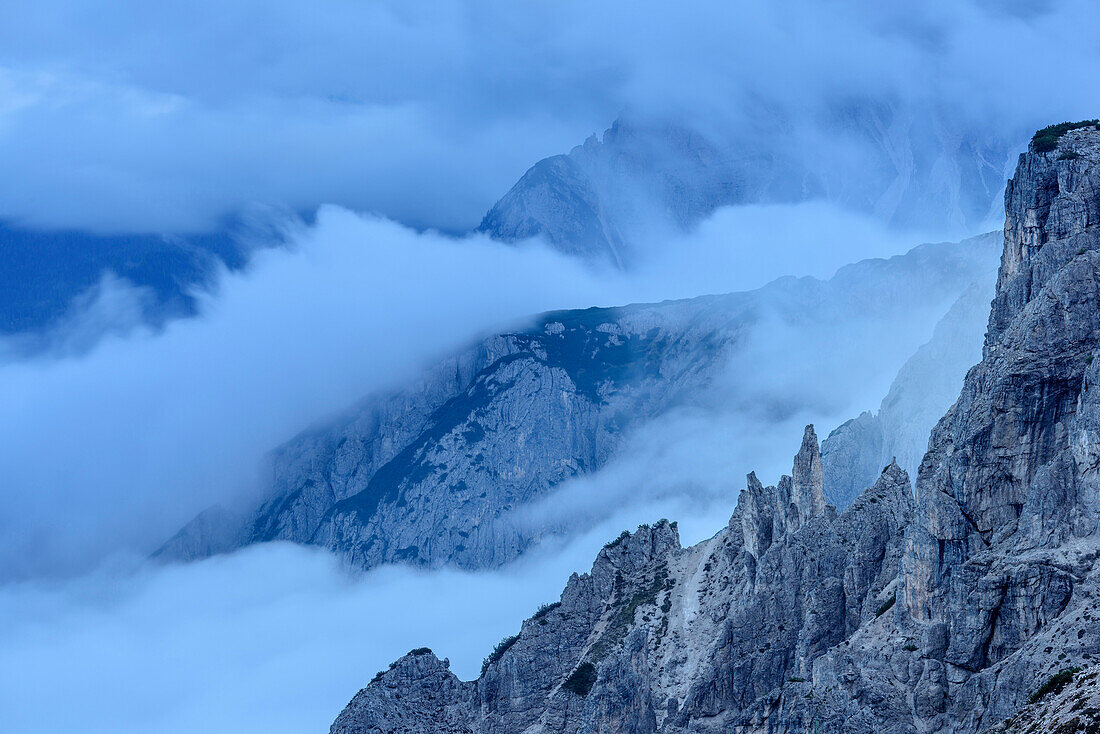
[329,428,913,734]
[158,235,998,571]
[479,112,1012,264]
[327,122,1100,733]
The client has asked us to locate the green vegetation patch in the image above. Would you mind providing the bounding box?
[1032,120,1099,152]
[604,530,631,550]
[481,634,520,676]
[590,564,671,661]
[1029,668,1081,704]
[876,593,896,618]
[562,662,598,696]
[532,601,562,625]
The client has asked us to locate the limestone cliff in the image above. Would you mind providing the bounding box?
[328,122,1100,733]
[330,428,912,734]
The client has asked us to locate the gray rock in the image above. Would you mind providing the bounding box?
[329,124,1100,734]
[329,428,914,733]
[152,504,243,562]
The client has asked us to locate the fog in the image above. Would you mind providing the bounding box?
[0,491,742,734]
[0,2,1080,731]
[0,199,964,581]
[0,0,1097,233]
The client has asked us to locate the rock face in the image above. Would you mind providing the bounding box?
[479,115,1012,264]
[982,665,1100,734]
[329,124,1100,733]
[330,429,913,734]
[151,505,243,562]
[821,278,995,508]
[158,237,998,572]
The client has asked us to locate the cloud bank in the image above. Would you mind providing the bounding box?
[0,492,738,734]
[0,207,626,579]
[0,0,1096,234]
[0,197,969,581]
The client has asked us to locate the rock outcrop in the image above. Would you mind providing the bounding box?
[330,429,913,734]
[329,123,1100,733]
[158,237,997,572]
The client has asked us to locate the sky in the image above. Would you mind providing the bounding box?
[0,0,1097,234]
[0,1,1095,732]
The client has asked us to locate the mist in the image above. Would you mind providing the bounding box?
[0,3,1072,731]
[0,196,976,581]
[0,486,747,734]
[0,0,1097,234]
[0,207,625,579]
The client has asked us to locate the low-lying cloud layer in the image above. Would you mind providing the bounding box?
[0,208,622,579]
[0,493,737,734]
[0,199,966,581]
[0,0,1096,233]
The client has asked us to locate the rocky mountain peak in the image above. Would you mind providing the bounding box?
[791,423,826,525]
[990,123,1100,344]
[738,424,828,562]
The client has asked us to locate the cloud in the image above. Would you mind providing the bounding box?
[0,207,627,579]
[0,0,1096,233]
[0,542,577,734]
[627,201,935,297]
[0,197,983,581]
[0,496,735,734]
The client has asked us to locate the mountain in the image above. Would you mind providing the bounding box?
[479,110,1014,264]
[820,279,994,509]
[157,234,998,570]
[330,427,912,734]
[327,121,1100,732]
[0,209,295,356]
[0,223,246,335]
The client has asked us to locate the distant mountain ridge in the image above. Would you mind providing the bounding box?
[821,279,994,508]
[157,233,1000,572]
[479,111,1014,264]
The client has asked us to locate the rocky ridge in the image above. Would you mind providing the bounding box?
[329,123,1100,733]
[331,426,913,733]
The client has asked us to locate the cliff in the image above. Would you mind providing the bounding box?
[328,122,1100,733]
[331,427,912,733]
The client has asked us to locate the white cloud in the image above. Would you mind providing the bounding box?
[0,208,625,579]
[0,0,1096,233]
[0,504,727,734]
[0,197,981,579]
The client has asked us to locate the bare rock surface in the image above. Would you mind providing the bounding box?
[330,428,914,733]
[330,125,1100,733]
[479,116,1011,265]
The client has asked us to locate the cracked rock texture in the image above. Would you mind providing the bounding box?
[331,428,913,734]
[330,126,1100,733]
